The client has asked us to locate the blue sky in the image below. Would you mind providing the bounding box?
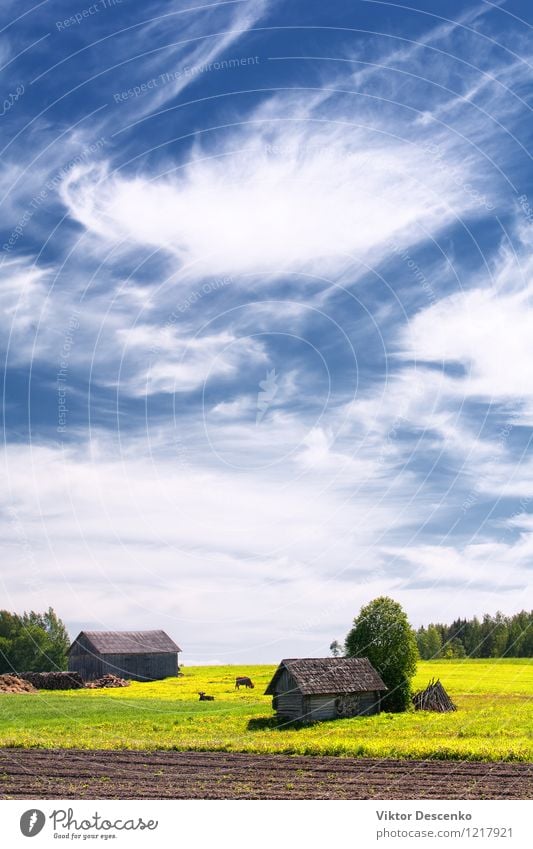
[0,0,532,662]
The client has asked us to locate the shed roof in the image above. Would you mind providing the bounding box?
[265,657,387,696]
[69,630,181,655]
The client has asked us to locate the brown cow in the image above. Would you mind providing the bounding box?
[235,676,254,689]
[198,691,215,701]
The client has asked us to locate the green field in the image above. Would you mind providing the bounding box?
[0,660,531,761]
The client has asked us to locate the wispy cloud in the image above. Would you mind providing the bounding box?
[398,236,533,415]
[117,323,267,395]
[1,1,532,657]
[59,120,492,281]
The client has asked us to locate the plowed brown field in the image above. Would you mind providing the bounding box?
[0,749,531,799]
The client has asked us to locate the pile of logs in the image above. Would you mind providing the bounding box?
[0,674,37,693]
[85,674,130,689]
[412,678,457,712]
[2,671,131,691]
[19,671,84,690]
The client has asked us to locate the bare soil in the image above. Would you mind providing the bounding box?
[0,749,531,799]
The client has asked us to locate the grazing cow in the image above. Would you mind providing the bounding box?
[235,676,254,689]
[198,691,215,701]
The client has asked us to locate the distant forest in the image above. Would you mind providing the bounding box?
[416,610,533,659]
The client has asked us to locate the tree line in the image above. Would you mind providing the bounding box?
[416,610,533,659]
[0,608,70,673]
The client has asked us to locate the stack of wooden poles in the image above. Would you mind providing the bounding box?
[412,678,457,712]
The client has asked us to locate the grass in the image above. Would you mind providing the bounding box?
[0,659,531,761]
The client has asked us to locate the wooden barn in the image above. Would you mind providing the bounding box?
[68,630,181,682]
[265,657,387,722]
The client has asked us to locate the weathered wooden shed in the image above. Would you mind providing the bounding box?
[265,657,387,722]
[68,630,181,682]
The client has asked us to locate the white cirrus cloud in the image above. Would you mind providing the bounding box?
[59,120,490,280]
[398,240,533,416]
[0,259,50,361]
[115,323,267,395]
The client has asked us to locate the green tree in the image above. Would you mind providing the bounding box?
[0,611,22,673]
[0,608,69,673]
[490,613,509,658]
[442,636,466,658]
[426,625,442,659]
[0,610,19,640]
[344,596,418,712]
[329,639,343,657]
[21,608,70,669]
[479,613,496,657]
[416,627,429,659]
[507,611,532,657]
[463,616,482,656]
[521,613,533,657]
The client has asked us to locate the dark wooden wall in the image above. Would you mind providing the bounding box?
[271,668,304,720]
[68,633,103,681]
[68,645,179,681]
[305,691,381,720]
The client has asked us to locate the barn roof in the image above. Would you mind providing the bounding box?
[264,657,387,696]
[69,630,181,655]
